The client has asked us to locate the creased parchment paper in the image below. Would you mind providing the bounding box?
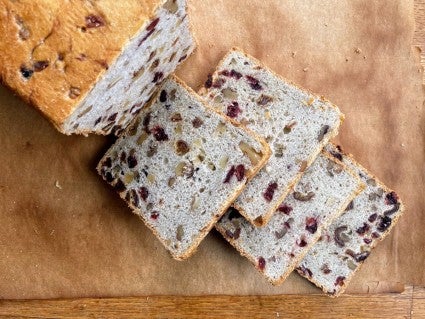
[0,0,423,299]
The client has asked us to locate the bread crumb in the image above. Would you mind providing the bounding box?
[50,230,55,236]
[291,51,297,58]
[401,143,405,148]
[303,67,308,72]
[355,48,362,54]
[55,180,62,189]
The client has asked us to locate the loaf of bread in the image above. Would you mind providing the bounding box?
[0,0,195,135]
[199,48,343,226]
[296,144,405,297]
[97,76,270,260]
[215,152,364,284]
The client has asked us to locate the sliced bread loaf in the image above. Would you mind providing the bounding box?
[215,152,364,284]
[199,48,344,226]
[296,144,405,297]
[97,76,271,260]
[0,0,195,135]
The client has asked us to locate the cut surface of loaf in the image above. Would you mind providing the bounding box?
[97,76,270,260]
[199,48,343,226]
[0,0,195,135]
[215,152,364,285]
[296,144,405,297]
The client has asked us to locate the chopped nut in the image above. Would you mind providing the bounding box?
[175,162,194,178]
[334,226,350,247]
[219,156,229,169]
[239,141,262,165]
[175,140,190,155]
[171,112,182,122]
[190,195,200,211]
[293,191,315,201]
[176,225,184,241]
[137,132,149,145]
[284,121,297,134]
[257,94,273,106]
[147,174,156,184]
[222,88,238,100]
[54,180,62,189]
[124,173,134,184]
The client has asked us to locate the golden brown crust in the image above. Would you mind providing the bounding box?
[0,0,166,128]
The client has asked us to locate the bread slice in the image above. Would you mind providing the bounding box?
[0,0,196,135]
[97,76,271,260]
[215,152,364,285]
[199,48,344,226]
[296,144,405,297]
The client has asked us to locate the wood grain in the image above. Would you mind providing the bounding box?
[0,1,423,318]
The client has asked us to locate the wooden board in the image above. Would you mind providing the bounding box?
[0,1,423,318]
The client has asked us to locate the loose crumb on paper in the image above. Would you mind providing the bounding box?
[55,180,62,189]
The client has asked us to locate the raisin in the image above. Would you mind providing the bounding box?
[298,265,313,277]
[127,155,138,169]
[335,276,345,286]
[108,113,118,122]
[377,216,392,232]
[114,179,126,193]
[258,257,266,271]
[146,18,160,31]
[85,14,105,28]
[150,211,159,220]
[329,149,343,161]
[192,117,204,128]
[152,126,169,141]
[205,74,213,88]
[227,208,241,220]
[175,140,190,155]
[159,90,167,102]
[223,166,236,183]
[138,30,155,47]
[368,213,378,223]
[318,125,330,142]
[263,182,278,202]
[153,72,164,83]
[385,192,399,205]
[277,203,293,215]
[356,223,370,235]
[139,187,149,201]
[226,102,241,118]
[33,60,49,72]
[246,75,262,90]
[305,217,318,234]
[20,65,33,79]
[225,228,241,240]
[234,165,245,182]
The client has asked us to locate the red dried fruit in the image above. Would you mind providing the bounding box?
[138,187,149,201]
[150,211,159,220]
[384,203,400,216]
[356,223,370,235]
[127,155,138,168]
[297,237,307,247]
[114,179,126,192]
[33,60,49,72]
[219,70,230,77]
[230,69,243,79]
[20,65,33,79]
[346,249,370,262]
[263,182,278,202]
[223,166,236,183]
[85,14,105,28]
[371,232,380,239]
[192,117,204,128]
[321,264,331,274]
[205,74,213,88]
[234,165,245,182]
[147,18,160,31]
[385,192,399,205]
[225,228,241,240]
[364,238,372,244]
[159,90,167,103]
[377,216,392,232]
[246,75,262,90]
[298,265,313,277]
[153,72,164,83]
[226,102,242,118]
[277,203,293,215]
[368,213,378,222]
[212,78,226,89]
[130,189,139,207]
[138,29,155,47]
[152,126,169,141]
[305,217,318,234]
[258,257,266,271]
[335,276,345,286]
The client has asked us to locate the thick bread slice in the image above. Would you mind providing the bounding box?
[296,144,405,297]
[215,152,364,285]
[199,48,344,226]
[97,76,271,260]
[0,0,196,135]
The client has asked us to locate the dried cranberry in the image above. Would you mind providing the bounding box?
[225,228,241,240]
[368,213,378,223]
[33,60,49,72]
[277,203,293,215]
[364,238,372,244]
[147,18,160,31]
[321,264,331,274]
[385,192,399,205]
[384,203,400,216]
[227,207,241,220]
[246,75,262,90]
[150,211,159,220]
[356,223,370,235]
[20,66,33,79]
[85,14,105,28]
[305,217,318,234]
[152,72,164,83]
[138,29,155,47]
[263,182,278,202]
[205,74,213,88]
[212,78,226,89]
[139,187,149,201]
[234,165,245,182]
[219,70,230,77]
[223,166,236,183]
[329,148,343,161]
[130,189,140,207]
[127,155,138,168]
[335,276,345,286]
[226,102,241,118]
[298,265,313,277]
[377,216,392,232]
[355,252,370,262]
[114,179,126,193]
[371,232,380,239]
[297,238,307,247]
[258,257,266,271]
[152,126,169,141]
[159,90,167,102]
[230,69,243,79]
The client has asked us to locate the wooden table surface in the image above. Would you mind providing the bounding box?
[1,2,424,319]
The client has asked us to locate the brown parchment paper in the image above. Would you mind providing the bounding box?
[0,0,424,299]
